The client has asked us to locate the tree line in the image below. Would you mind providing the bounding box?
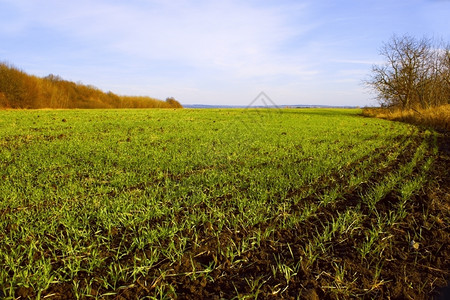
[366,35,449,110]
[0,62,182,109]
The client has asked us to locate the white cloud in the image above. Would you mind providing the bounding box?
[2,0,318,78]
[5,0,447,106]
[332,59,381,65]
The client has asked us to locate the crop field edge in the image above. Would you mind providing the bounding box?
[0,108,448,299]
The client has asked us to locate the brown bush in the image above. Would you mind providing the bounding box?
[0,62,183,109]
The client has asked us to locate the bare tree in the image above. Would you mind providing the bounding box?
[366,35,449,110]
[435,43,450,106]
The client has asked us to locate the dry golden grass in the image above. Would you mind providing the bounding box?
[362,105,450,132]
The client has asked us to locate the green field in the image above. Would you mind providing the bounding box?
[0,108,448,299]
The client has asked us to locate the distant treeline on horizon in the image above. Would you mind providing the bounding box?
[0,62,182,109]
[183,104,359,109]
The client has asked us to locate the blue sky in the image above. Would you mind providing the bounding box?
[1,0,449,106]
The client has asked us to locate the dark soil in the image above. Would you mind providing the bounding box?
[13,133,450,300]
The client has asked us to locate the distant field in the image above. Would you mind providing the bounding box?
[0,108,448,299]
